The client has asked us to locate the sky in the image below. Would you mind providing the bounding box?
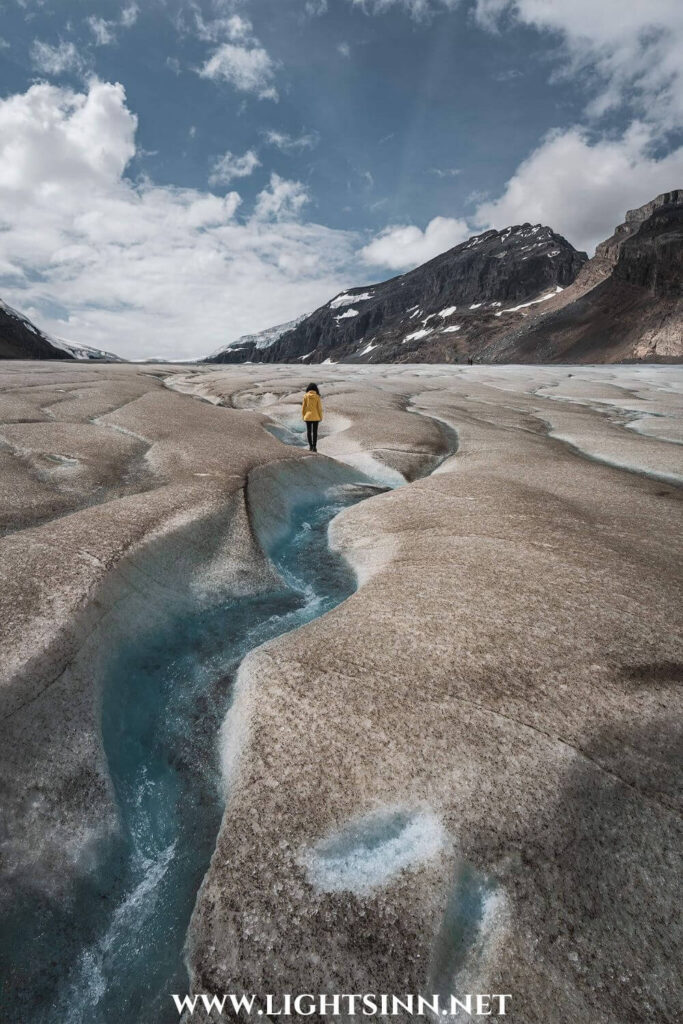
[0,0,681,359]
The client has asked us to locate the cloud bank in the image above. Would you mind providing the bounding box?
[0,80,355,360]
[361,0,683,267]
[474,124,683,254]
[361,216,470,269]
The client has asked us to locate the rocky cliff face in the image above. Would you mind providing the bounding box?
[205,225,587,365]
[484,190,683,363]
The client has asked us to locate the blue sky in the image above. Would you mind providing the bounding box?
[0,0,681,358]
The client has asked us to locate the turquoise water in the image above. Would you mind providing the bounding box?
[5,473,379,1024]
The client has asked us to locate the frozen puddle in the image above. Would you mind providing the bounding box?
[429,864,501,1000]
[303,808,446,893]
[304,808,503,1002]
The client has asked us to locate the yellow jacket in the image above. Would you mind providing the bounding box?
[302,390,323,422]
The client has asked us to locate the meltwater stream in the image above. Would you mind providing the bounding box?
[8,411,457,1024]
[37,477,377,1024]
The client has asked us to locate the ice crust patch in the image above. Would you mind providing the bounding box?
[303,808,445,893]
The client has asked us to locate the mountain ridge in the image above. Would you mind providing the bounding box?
[0,300,122,361]
[207,222,587,365]
[480,190,682,363]
[203,191,681,365]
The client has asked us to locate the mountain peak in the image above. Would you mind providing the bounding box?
[205,220,587,365]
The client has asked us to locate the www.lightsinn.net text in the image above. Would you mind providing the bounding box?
[173,993,512,1018]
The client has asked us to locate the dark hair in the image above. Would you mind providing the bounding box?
[306,383,320,394]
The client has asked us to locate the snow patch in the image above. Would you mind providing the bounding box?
[438,306,457,317]
[442,326,461,333]
[329,291,374,309]
[334,308,359,321]
[501,286,563,314]
[403,328,432,343]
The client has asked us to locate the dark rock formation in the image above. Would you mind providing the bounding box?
[205,225,587,365]
[483,190,683,363]
[0,300,73,360]
[0,299,123,361]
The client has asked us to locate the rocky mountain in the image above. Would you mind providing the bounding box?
[481,190,682,363]
[0,299,74,360]
[0,299,121,361]
[206,314,309,363]
[204,190,681,365]
[205,224,587,365]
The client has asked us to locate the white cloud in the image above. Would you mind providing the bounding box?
[474,122,683,254]
[121,5,139,29]
[338,42,351,57]
[87,17,116,46]
[0,80,136,189]
[361,215,470,269]
[193,9,279,100]
[87,5,139,46]
[263,129,319,152]
[254,173,310,220]
[209,148,260,184]
[199,42,278,100]
[350,0,459,18]
[30,40,86,75]
[475,0,683,131]
[0,81,356,360]
[194,10,252,43]
[305,0,329,14]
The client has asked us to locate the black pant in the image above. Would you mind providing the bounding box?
[306,420,319,448]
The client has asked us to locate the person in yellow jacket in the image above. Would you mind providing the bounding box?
[301,382,323,452]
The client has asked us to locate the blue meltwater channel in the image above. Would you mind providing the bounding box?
[9,452,389,1024]
[4,413,459,1024]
